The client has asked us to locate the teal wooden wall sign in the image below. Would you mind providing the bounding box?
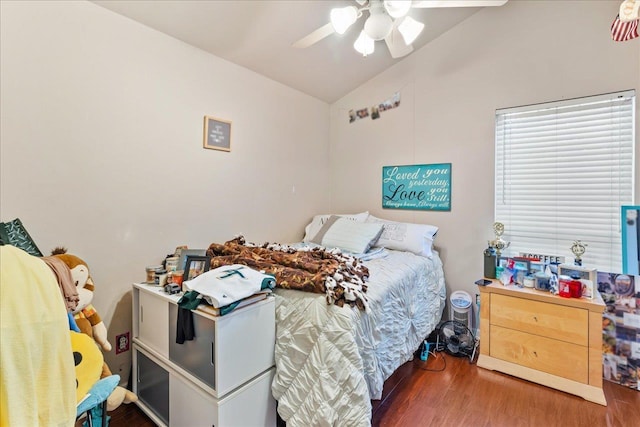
[382,163,452,211]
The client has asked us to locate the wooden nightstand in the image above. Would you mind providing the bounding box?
[477,280,607,406]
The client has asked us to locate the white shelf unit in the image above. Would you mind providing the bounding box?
[132,283,277,426]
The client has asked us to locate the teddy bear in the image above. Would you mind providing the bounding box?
[51,247,137,412]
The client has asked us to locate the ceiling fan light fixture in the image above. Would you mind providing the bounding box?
[363,12,393,40]
[398,16,425,45]
[330,6,358,35]
[354,30,375,57]
[383,0,412,18]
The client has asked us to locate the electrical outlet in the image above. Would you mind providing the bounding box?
[115,332,130,355]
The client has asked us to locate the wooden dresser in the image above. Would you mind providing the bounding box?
[477,281,607,406]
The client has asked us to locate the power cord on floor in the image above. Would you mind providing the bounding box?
[417,350,447,371]
[416,336,480,371]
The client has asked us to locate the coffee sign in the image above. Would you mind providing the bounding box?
[382,163,451,211]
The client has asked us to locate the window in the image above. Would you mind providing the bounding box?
[495,90,635,272]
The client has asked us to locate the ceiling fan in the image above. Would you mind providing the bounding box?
[293,0,509,58]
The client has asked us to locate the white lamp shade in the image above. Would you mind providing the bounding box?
[363,12,393,40]
[354,31,375,56]
[397,16,425,45]
[383,1,412,18]
[330,6,358,34]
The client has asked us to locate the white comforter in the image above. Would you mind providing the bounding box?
[272,249,446,427]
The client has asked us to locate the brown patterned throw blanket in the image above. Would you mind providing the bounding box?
[206,236,369,310]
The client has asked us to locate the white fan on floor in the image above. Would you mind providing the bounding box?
[293,0,509,58]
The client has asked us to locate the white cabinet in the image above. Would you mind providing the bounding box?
[135,346,169,426]
[136,289,169,358]
[132,283,277,426]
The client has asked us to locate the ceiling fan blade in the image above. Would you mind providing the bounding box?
[292,23,335,48]
[412,0,508,8]
[385,28,414,59]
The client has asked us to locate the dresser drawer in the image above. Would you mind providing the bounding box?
[490,325,588,383]
[490,294,588,346]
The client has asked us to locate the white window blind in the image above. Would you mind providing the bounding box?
[495,90,635,272]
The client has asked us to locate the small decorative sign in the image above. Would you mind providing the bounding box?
[382,163,451,211]
[518,252,566,264]
[203,116,231,151]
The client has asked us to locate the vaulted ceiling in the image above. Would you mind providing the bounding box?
[92,1,497,103]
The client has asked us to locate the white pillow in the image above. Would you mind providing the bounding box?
[365,215,438,258]
[311,216,383,254]
[302,211,369,242]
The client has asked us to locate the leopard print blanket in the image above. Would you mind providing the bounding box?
[206,237,369,310]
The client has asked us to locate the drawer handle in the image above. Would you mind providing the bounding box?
[533,316,538,322]
[533,351,538,357]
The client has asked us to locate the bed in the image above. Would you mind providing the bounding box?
[205,213,446,427]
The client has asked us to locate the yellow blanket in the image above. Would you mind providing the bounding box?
[1,245,76,427]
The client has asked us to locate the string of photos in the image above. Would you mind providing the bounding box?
[348,91,400,123]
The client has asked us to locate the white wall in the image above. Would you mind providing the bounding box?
[1,1,330,374]
[330,1,640,303]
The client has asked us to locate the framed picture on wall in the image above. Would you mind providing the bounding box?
[203,115,231,151]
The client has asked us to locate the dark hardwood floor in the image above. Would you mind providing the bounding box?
[109,352,640,426]
[371,353,639,426]
[106,402,155,427]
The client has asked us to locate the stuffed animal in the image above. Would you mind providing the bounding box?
[70,330,103,403]
[71,330,123,427]
[51,248,111,352]
[51,247,137,411]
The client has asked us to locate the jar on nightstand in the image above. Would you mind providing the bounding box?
[534,272,551,291]
[154,269,168,287]
[523,274,535,288]
[568,275,583,298]
[558,275,572,298]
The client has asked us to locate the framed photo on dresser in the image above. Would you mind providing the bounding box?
[558,264,597,299]
[182,255,211,282]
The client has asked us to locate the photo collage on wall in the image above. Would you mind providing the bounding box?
[348,92,401,123]
[599,272,640,390]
